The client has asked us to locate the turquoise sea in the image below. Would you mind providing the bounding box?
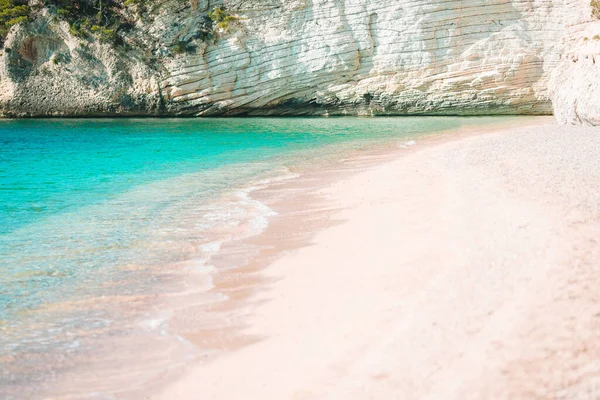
[0,117,515,398]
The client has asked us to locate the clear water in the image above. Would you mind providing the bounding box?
[0,117,514,397]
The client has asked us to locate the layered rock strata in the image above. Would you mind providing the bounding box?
[0,0,592,118]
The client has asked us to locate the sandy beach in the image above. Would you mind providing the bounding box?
[153,120,600,400]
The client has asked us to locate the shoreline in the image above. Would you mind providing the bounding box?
[150,117,600,399]
[91,115,589,398]
[0,113,555,120]
[159,116,554,352]
[3,116,537,399]
[23,117,600,400]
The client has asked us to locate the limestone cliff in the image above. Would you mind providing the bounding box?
[0,0,593,118]
[549,17,600,125]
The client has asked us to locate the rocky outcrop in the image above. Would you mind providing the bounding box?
[0,0,593,117]
[550,18,600,125]
[0,10,162,117]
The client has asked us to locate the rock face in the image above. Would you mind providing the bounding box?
[0,10,162,117]
[549,18,600,125]
[0,0,593,117]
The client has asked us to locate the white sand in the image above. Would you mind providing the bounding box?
[156,123,600,399]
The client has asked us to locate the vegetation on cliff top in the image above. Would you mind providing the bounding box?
[46,0,141,44]
[0,0,146,47]
[0,0,29,46]
[1,0,240,52]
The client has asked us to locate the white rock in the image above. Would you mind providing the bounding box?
[549,18,600,125]
[0,0,595,119]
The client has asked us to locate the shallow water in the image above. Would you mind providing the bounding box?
[0,117,518,398]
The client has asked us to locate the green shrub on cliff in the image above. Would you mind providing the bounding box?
[172,40,190,54]
[208,5,238,33]
[90,24,116,42]
[0,0,30,46]
[168,5,237,55]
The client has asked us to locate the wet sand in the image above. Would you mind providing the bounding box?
[155,119,600,399]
